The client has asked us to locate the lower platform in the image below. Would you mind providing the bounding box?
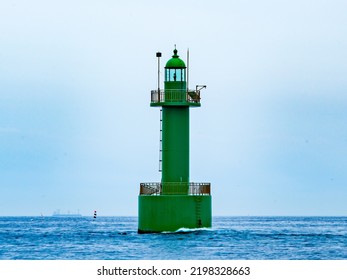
[138,195,212,233]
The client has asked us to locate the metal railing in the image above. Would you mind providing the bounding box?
[151,89,201,104]
[139,182,211,196]
[139,182,161,195]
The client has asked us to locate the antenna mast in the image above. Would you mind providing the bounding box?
[187,48,189,92]
[156,52,162,102]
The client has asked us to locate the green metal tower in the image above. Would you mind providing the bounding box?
[138,48,211,233]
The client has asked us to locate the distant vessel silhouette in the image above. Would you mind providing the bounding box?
[52,210,82,217]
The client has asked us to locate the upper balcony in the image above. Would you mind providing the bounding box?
[150,88,202,107]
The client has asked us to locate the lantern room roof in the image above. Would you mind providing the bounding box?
[165,49,186,69]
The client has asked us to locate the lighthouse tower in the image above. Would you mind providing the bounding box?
[138,48,211,233]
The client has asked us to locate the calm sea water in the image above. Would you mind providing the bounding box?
[0,216,346,260]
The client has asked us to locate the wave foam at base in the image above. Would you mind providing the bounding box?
[162,227,212,234]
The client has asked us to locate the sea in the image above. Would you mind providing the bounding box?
[0,216,346,260]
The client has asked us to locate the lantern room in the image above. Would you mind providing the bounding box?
[165,49,186,82]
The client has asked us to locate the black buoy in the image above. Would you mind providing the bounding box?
[93,210,97,219]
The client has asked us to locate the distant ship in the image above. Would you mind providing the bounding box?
[52,210,82,217]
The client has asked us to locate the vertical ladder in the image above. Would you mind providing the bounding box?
[195,196,202,228]
[159,109,163,172]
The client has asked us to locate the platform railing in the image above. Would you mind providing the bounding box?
[151,89,201,104]
[139,182,211,196]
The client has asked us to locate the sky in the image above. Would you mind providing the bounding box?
[1,0,347,216]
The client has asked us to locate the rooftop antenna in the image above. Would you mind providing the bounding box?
[156,51,162,102]
[187,48,190,93]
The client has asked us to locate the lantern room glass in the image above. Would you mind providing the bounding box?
[165,69,186,82]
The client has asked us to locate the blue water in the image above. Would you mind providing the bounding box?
[0,216,346,260]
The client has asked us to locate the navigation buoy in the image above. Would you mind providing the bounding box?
[93,210,97,219]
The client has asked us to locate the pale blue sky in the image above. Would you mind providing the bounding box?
[1,0,346,216]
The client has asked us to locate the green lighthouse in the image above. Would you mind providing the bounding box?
[138,48,211,233]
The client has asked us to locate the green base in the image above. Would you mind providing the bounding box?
[138,195,212,233]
